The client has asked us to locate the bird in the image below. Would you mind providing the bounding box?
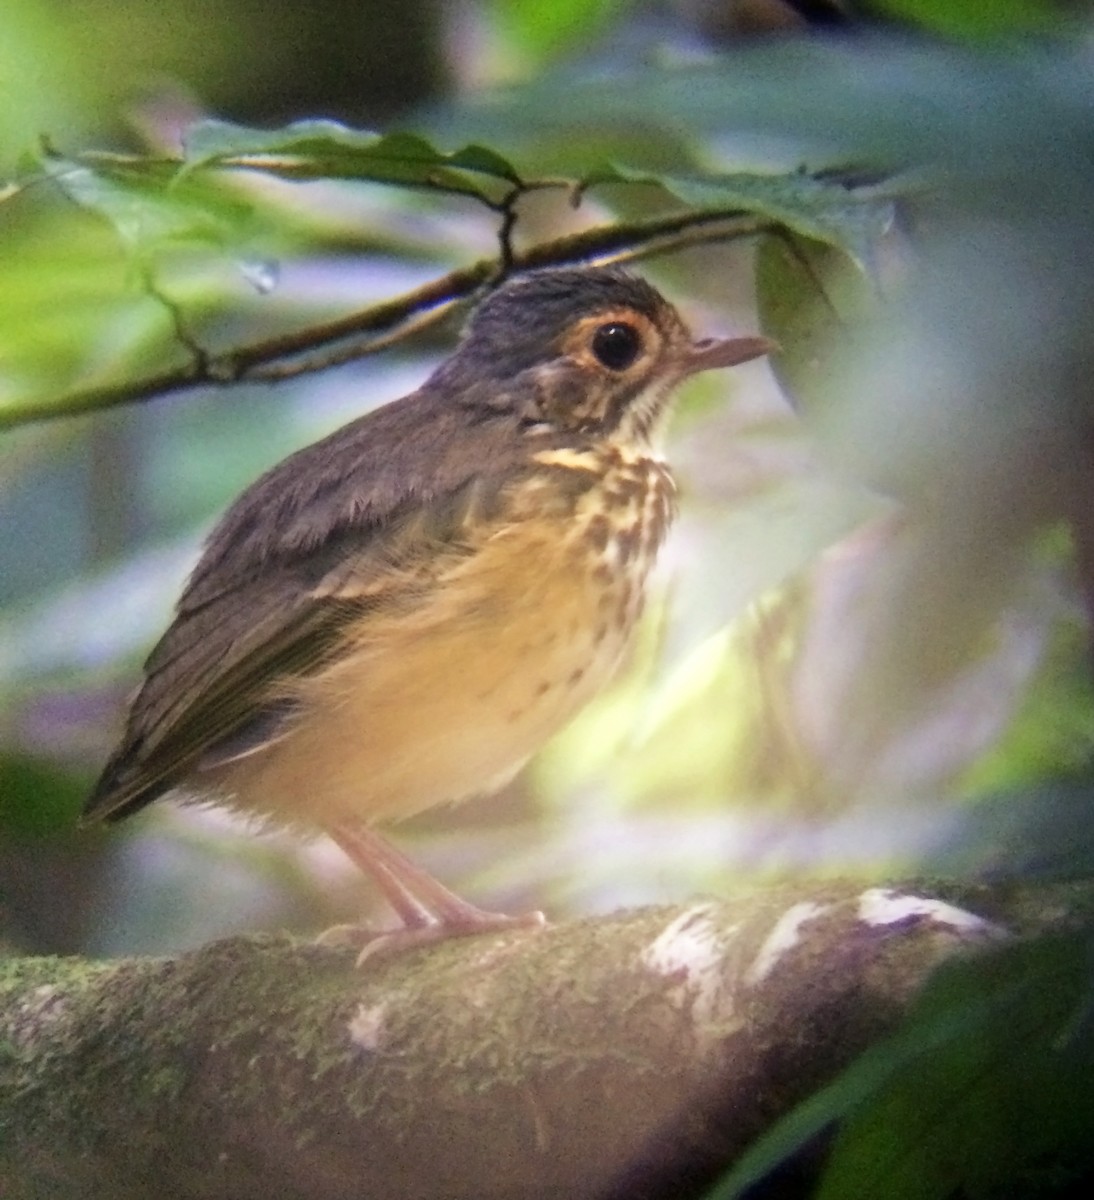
[83,264,772,955]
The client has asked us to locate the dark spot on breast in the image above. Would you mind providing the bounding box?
[568,666,586,686]
[616,586,634,627]
[609,475,646,502]
[535,680,553,697]
[587,515,611,554]
[617,525,642,564]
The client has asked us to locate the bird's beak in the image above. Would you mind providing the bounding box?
[678,334,777,377]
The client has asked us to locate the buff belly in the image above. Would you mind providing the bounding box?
[205,527,633,829]
[202,449,673,832]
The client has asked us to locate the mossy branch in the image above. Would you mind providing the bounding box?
[2,880,1075,1200]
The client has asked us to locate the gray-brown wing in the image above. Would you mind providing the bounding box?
[84,495,507,824]
[84,550,379,823]
[83,429,536,823]
[82,368,586,824]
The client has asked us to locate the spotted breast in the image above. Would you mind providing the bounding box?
[205,443,676,830]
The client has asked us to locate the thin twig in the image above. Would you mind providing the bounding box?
[493,189,521,279]
[138,261,210,376]
[0,209,772,431]
[245,301,462,383]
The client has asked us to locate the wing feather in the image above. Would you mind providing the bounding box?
[84,387,537,824]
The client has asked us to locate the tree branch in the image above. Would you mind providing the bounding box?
[2,879,1080,1200]
[0,209,770,432]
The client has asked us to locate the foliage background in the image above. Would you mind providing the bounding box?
[3,2,1094,1193]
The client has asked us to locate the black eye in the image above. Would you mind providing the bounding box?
[591,322,641,371]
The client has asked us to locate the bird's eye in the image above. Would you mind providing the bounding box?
[591,322,641,371]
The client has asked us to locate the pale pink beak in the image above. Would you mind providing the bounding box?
[678,334,777,377]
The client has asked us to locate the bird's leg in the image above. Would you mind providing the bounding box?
[323,822,546,963]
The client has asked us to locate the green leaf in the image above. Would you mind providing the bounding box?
[0,158,276,413]
[870,0,1065,39]
[927,784,1094,885]
[706,992,997,1200]
[181,119,522,203]
[755,230,876,414]
[817,935,1094,1200]
[587,165,894,269]
[707,934,1094,1200]
[0,206,164,400]
[491,0,629,60]
[439,43,1094,199]
[45,155,251,251]
[0,0,100,173]
[960,612,1094,801]
[0,753,86,837]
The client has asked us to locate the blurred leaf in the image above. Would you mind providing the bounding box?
[0,753,85,837]
[708,931,1094,1200]
[0,206,166,402]
[45,154,255,253]
[755,231,877,414]
[0,1,98,170]
[439,42,1094,196]
[181,119,522,202]
[0,157,455,422]
[870,0,1065,38]
[619,601,814,813]
[817,933,1094,1200]
[961,609,1094,799]
[491,0,629,61]
[588,165,894,269]
[926,783,1094,884]
[706,968,999,1200]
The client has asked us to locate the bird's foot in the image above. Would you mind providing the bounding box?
[318,908,546,967]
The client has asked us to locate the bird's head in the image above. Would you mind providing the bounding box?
[436,265,773,445]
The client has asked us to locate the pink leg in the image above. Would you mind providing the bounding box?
[325,823,545,961]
